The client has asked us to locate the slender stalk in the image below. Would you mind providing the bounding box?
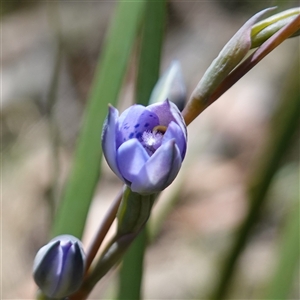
[210,58,300,300]
[70,189,156,300]
[68,189,123,300]
[70,233,137,300]
[85,188,123,271]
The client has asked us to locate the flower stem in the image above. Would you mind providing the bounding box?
[85,188,123,271]
[68,189,123,300]
[70,188,156,300]
[70,233,137,300]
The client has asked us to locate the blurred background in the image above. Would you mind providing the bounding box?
[2,0,299,299]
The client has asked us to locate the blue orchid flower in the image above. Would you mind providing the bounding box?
[102,99,187,194]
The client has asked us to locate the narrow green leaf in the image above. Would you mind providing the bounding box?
[135,1,166,106]
[118,1,166,299]
[118,228,148,300]
[264,202,299,299]
[51,1,146,238]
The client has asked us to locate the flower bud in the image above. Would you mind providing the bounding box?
[192,8,274,103]
[149,60,186,111]
[182,7,274,125]
[33,235,86,299]
[251,7,300,48]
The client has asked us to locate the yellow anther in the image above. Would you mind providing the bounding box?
[152,125,167,134]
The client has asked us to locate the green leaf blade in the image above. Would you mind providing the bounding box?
[264,202,300,299]
[52,1,146,239]
[118,1,166,299]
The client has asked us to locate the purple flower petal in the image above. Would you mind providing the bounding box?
[102,105,123,180]
[102,100,187,193]
[55,243,85,298]
[148,99,187,139]
[116,105,160,148]
[162,121,186,159]
[33,235,86,298]
[131,139,182,194]
[117,138,149,184]
[33,241,62,297]
[116,105,145,146]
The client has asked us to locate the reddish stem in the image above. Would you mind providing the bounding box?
[68,188,123,300]
[85,188,123,271]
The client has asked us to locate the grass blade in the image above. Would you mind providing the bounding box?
[52,1,146,238]
[135,0,166,106]
[264,201,299,299]
[118,228,148,300]
[118,1,166,299]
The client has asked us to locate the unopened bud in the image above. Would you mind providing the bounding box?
[33,235,86,299]
[251,7,300,48]
[149,60,186,111]
[182,7,275,125]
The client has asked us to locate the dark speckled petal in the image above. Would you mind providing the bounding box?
[101,105,123,180]
[116,105,160,147]
[148,99,187,140]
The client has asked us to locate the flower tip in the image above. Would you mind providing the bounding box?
[108,104,118,114]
